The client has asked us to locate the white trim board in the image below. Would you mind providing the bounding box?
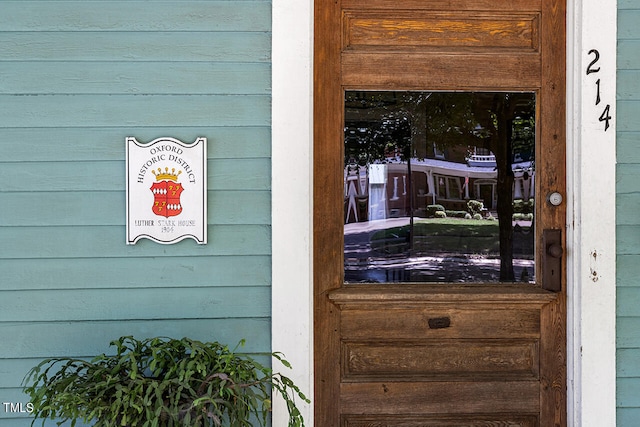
[566,0,617,424]
[271,0,617,424]
[271,0,314,423]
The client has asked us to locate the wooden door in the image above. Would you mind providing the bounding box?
[314,0,566,426]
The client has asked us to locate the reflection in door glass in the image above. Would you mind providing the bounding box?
[344,91,536,283]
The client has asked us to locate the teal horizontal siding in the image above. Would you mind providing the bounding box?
[619,0,640,10]
[616,161,640,234]
[1,190,270,226]
[618,377,640,407]
[0,256,270,291]
[0,389,35,421]
[618,70,640,100]
[618,40,640,70]
[0,225,270,258]
[0,359,44,386]
[618,317,640,348]
[618,1,640,423]
[1,32,269,62]
[0,287,270,322]
[619,349,640,377]
[618,225,640,255]
[616,132,640,163]
[616,163,640,193]
[618,288,640,317]
[617,193,640,226]
[619,409,640,427]
[0,62,270,95]
[2,159,270,191]
[617,255,640,287]
[0,318,270,359]
[618,10,640,39]
[0,95,270,128]
[0,420,86,427]
[1,1,270,32]
[0,0,274,405]
[0,416,87,427]
[616,100,640,132]
[0,127,271,161]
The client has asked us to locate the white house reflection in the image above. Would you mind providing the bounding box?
[343,91,536,283]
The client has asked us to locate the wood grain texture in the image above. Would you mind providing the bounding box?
[343,339,539,380]
[344,12,539,51]
[343,0,541,11]
[340,381,540,414]
[341,52,540,90]
[539,295,566,426]
[329,284,557,304]
[315,0,566,423]
[314,0,345,424]
[340,307,542,339]
[342,414,538,427]
[536,0,566,420]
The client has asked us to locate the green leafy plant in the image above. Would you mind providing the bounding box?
[23,336,309,427]
[466,200,484,216]
[426,204,445,218]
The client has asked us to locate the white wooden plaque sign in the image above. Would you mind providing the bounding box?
[126,137,207,244]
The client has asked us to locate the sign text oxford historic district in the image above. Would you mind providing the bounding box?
[126,137,207,244]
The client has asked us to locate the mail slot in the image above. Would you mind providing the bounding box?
[428,317,451,329]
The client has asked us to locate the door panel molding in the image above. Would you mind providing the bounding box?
[342,339,541,381]
[343,12,540,51]
[342,414,539,427]
[341,53,541,89]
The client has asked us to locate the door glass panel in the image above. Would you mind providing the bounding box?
[344,91,536,283]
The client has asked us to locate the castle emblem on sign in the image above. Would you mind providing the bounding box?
[151,167,183,218]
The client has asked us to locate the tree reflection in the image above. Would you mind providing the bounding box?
[344,91,535,283]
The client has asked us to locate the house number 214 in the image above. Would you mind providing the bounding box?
[586,49,612,131]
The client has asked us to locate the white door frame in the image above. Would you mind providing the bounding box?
[271,0,617,424]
